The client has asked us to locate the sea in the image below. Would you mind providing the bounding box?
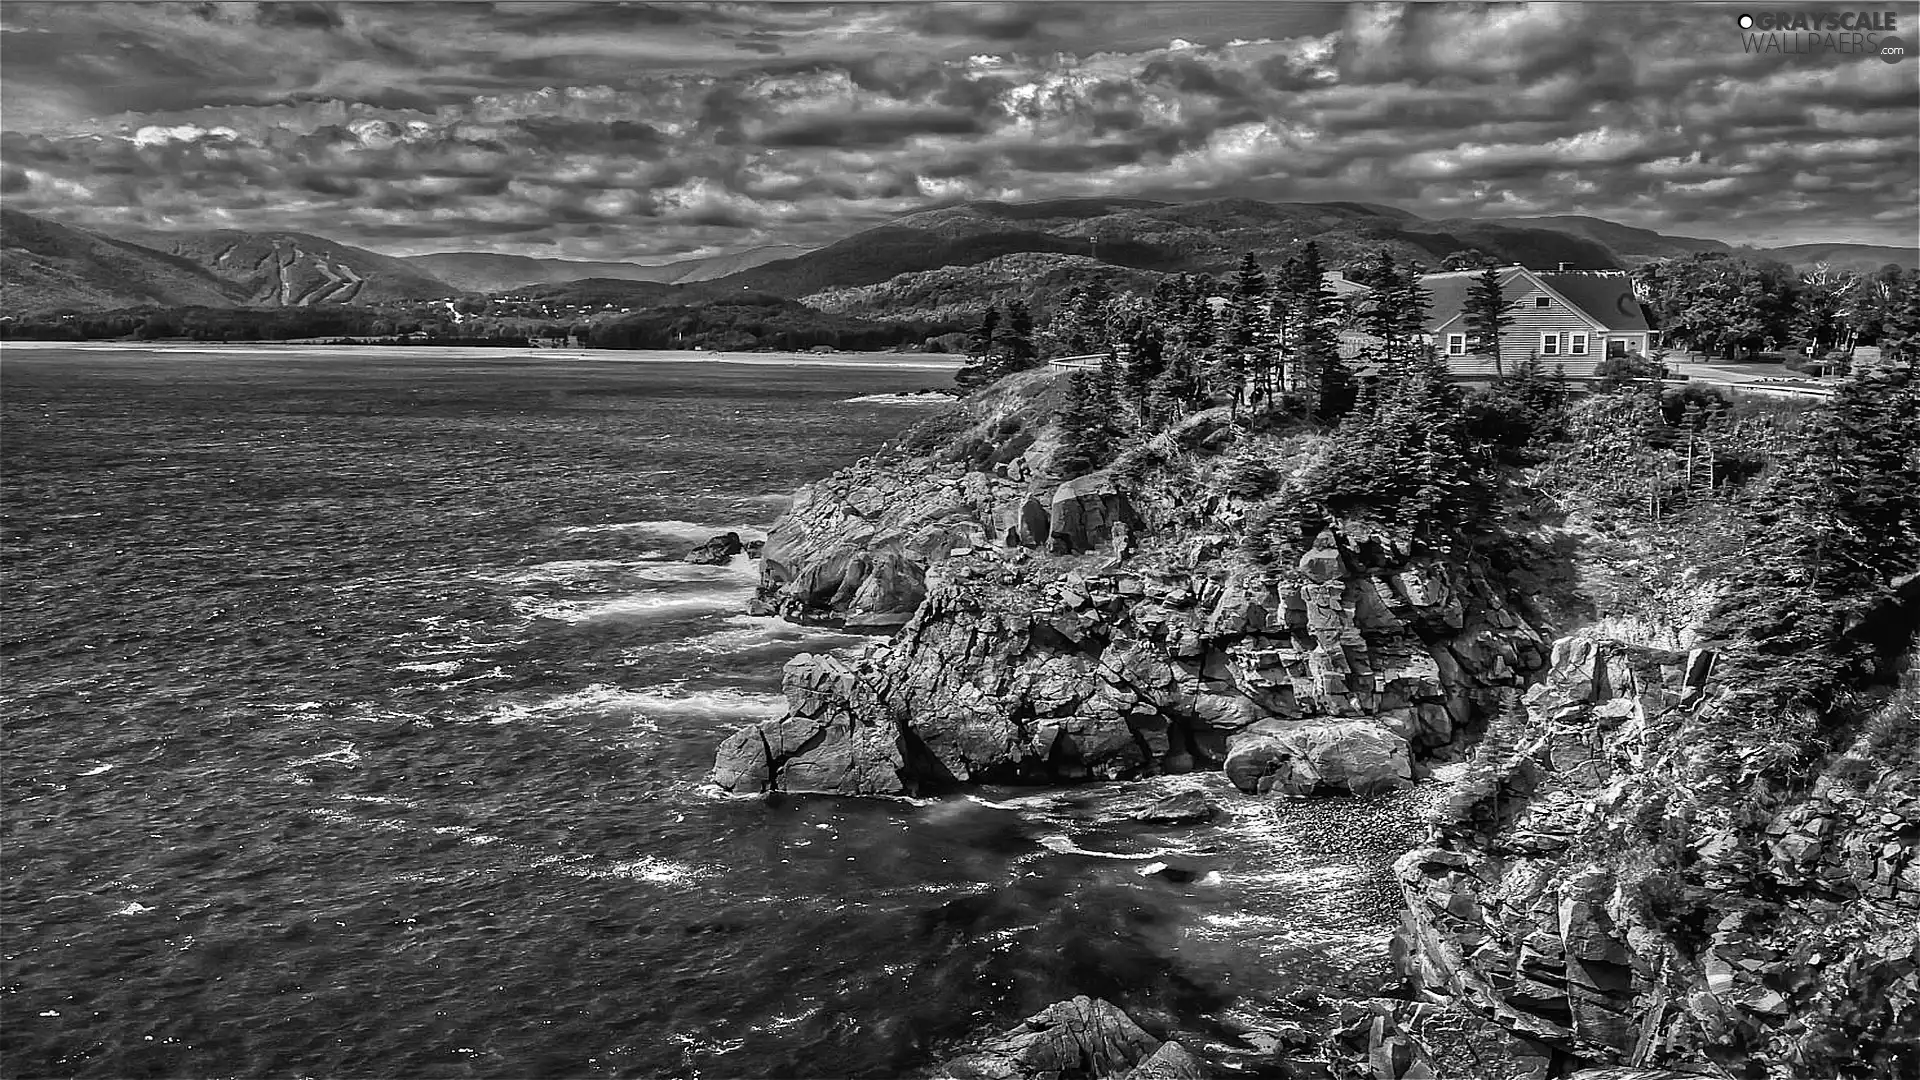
[1,345,1421,1079]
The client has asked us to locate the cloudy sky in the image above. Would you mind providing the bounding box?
[2,1,1915,262]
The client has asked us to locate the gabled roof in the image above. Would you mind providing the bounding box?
[1417,266,1532,334]
[1532,271,1652,332]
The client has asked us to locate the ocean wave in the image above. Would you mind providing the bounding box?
[395,660,464,676]
[553,519,767,544]
[287,742,362,769]
[473,557,665,586]
[841,392,955,405]
[1036,834,1167,861]
[476,683,784,727]
[665,614,867,656]
[514,590,746,625]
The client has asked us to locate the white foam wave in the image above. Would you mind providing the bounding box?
[516,591,744,624]
[667,614,866,656]
[554,519,766,543]
[1036,834,1166,861]
[396,660,463,676]
[110,901,154,916]
[476,684,784,727]
[78,763,114,777]
[842,392,955,405]
[474,558,663,586]
[288,743,361,769]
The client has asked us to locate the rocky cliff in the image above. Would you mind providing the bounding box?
[717,522,1548,800]
[1391,624,1919,1079]
[706,368,1917,1078]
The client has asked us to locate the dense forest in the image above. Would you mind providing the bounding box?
[581,293,953,351]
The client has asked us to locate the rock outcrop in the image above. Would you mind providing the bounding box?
[1391,629,1920,1078]
[714,524,1546,797]
[682,531,745,565]
[749,458,1143,629]
[928,997,1202,1080]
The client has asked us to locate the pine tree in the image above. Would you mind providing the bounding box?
[1226,252,1273,411]
[1054,372,1124,478]
[1464,265,1513,375]
[986,299,1037,381]
[954,305,1001,393]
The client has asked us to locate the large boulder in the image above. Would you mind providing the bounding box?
[1223,718,1413,796]
[929,996,1196,1080]
[709,654,912,795]
[682,531,744,565]
[1049,472,1137,554]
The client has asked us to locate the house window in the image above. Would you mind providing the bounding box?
[1569,332,1589,356]
[1446,333,1467,356]
[1541,332,1560,355]
[1535,295,1550,308]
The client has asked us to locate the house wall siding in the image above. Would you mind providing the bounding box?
[1438,289,1607,373]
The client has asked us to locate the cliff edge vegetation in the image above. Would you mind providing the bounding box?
[709,248,1919,1078]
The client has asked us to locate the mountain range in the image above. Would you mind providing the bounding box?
[2,201,1913,318]
[403,245,808,295]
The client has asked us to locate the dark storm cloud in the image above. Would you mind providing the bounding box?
[0,1,1915,258]
[762,109,987,149]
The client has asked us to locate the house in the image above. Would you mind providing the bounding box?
[1423,266,1653,378]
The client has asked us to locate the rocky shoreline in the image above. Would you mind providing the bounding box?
[696,373,1918,1079]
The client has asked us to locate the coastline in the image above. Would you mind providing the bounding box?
[0,340,967,371]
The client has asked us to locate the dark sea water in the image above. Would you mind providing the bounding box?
[2,346,1417,1080]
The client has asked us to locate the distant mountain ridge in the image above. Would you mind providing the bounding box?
[406,245,808,294]
[3,203,1912,318]
[708,197,1635,297]
[1,209,250,314]
[112,226,451,306]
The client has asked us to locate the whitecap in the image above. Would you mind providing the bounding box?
[475,683,783,727]
[110,901,154,916]
[663,614,868,657]
[554,519,766,544]
[78,764,114,777]
[1036,834,1165,861]
[288,743,361,769]
[515,589,748,625]
[473,558,662,586]
[842,392,955,405]
[600,856,702,885]
[395,660,463,676]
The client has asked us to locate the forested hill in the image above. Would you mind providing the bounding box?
[705,198,1631,298]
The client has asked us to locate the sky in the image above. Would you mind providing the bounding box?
[1,1,1916,263]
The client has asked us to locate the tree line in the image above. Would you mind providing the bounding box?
[1634,254,1920,360]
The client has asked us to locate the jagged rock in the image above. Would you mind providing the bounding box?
[1049,471,1136,554]
[708,654,911,795]
[928,996,1168,1080]
[1126,1041,1205,1079]
[1223,718,1412,797]
[1019,498,1052,548]
[720,524,1538,796]
[1134,790,1219,825]
[682,531,744,565]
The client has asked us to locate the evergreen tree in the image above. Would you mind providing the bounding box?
[1464,265,1514,374]
[1054,372,1124,478]
[955,306,1001,393]
[1226,252,1273,410]
[986,299,1038,381]
[1276,241,1351,420]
